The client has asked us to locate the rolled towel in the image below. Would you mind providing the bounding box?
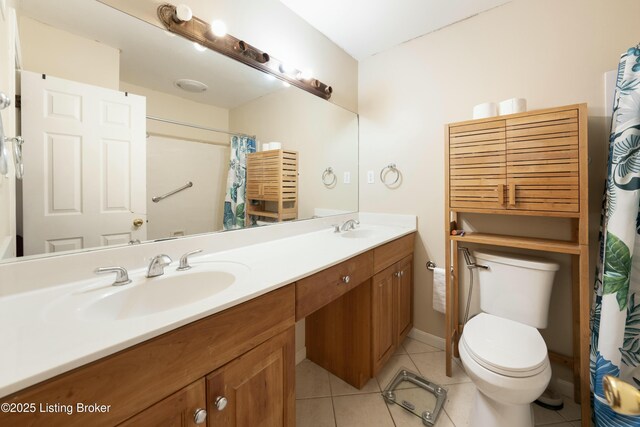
[432,267,447,314]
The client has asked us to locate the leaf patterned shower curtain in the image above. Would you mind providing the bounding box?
[590,45,640,426]
[223,135,256,230]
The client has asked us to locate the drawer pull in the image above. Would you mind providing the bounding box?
[214,396,228,411]
[193,408,207,424]
[341,275,351,284]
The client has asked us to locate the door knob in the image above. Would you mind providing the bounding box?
[214,396,228,411]
[133,218,144,228]
[193,408,207,424]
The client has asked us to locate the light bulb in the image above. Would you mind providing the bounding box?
[282,81,291,88]
[175,4,193,22]
[279,63,297,75]
[210,20,227,37]
[300,69,313,80]
[193,42,207,52]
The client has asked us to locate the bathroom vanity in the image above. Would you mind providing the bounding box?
[0,218,415,426]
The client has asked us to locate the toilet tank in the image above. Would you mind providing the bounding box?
[473,250,560,328]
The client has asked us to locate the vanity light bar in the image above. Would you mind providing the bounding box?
[157,4,333,100]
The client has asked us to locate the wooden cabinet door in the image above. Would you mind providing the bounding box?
[206,328,295,427]
[448,120,507,211]
[395,256,413,345]
[372,265,396,375]
[119,380,206,427]
[505,109,580,213]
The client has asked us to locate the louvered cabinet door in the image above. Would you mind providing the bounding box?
[449,120,507,210]
[505,109,580,213]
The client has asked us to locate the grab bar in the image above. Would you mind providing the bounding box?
[152,181,193,203]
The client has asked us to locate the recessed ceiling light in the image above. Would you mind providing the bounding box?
[174,79,208,93]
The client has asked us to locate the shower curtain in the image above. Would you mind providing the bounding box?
[590,45,640,425]
[223,135,256,230]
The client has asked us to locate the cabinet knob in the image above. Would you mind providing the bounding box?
[394,272,401,278]
[341,275,350,284]
[193,408,207,424]
[214,396,228,411]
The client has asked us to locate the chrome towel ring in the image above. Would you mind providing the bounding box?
[380,163,400,186]
[322,167,337,186]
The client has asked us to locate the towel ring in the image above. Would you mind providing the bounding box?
[322,167,337,186]
[380,163,400,186]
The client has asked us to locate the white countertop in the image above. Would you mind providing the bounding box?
[0,213,415,397]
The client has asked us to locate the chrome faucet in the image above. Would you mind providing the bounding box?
[147,254,172,278]
[95,266,131,286]
[340,219,360,232]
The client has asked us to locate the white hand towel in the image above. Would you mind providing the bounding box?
[432,267,447,314]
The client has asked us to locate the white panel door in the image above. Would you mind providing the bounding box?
[21,71,146,256]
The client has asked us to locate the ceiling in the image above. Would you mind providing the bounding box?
[278,0,512,60]
[18,0,284,109]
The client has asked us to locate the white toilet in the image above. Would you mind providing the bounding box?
[459,250,560,427]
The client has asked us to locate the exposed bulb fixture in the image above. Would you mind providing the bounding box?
[174,79,208,93]
[298,69,313,80]
[193,42,207,52]
[279,63,297,75]
[210,20,227,37]
[173,4,193,22]
[282,81,291,88]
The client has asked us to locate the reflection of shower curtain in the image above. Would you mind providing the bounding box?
[223,135,256,230]
[590,45,640,425]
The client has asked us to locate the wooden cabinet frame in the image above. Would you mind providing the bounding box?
[444,104,590,425]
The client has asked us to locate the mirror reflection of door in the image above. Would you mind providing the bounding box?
[21,71,147,255]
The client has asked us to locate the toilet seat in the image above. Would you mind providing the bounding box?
[462,313,548,378]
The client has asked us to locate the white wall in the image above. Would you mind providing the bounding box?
[358,0,640,382]
[120,82,230,145]
[0,2,17,260]
[229,88,359,219]
[19,16,120,90]
[146,136,229,240]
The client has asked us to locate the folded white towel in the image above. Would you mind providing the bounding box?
[432,267,447,314]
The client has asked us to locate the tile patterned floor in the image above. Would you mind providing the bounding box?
[296,337,582,427]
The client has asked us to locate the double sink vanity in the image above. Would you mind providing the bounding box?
[0,214,416,426]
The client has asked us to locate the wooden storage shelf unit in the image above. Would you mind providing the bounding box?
[444,104,590,425]
[246,149,298,222]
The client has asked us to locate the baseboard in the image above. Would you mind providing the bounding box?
[408,328,446,350]
[554,378,574,400]
[295,346,307,365]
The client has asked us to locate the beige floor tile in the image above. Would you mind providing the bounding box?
[557,398,581,421]
[296,360,331,399]
[296,397,335,427]
[333,393,395,427]
[443,382,477,427]
[533,403,565,425]
[402,338,441,354]
[395,343,408,355]
[376,354,421,391]
[410,352,471,385]
[329,373,380,396]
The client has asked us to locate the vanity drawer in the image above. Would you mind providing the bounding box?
[296,252,373,320]
[373,233,415,273]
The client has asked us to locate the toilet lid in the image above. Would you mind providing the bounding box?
[462,313,548,377]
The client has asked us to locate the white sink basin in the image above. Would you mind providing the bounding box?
[45,262,249,321]
[340,229,376,239]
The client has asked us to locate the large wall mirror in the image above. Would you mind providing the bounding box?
[3,0,358,262]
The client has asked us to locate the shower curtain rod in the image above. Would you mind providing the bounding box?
[146,115,256,139]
